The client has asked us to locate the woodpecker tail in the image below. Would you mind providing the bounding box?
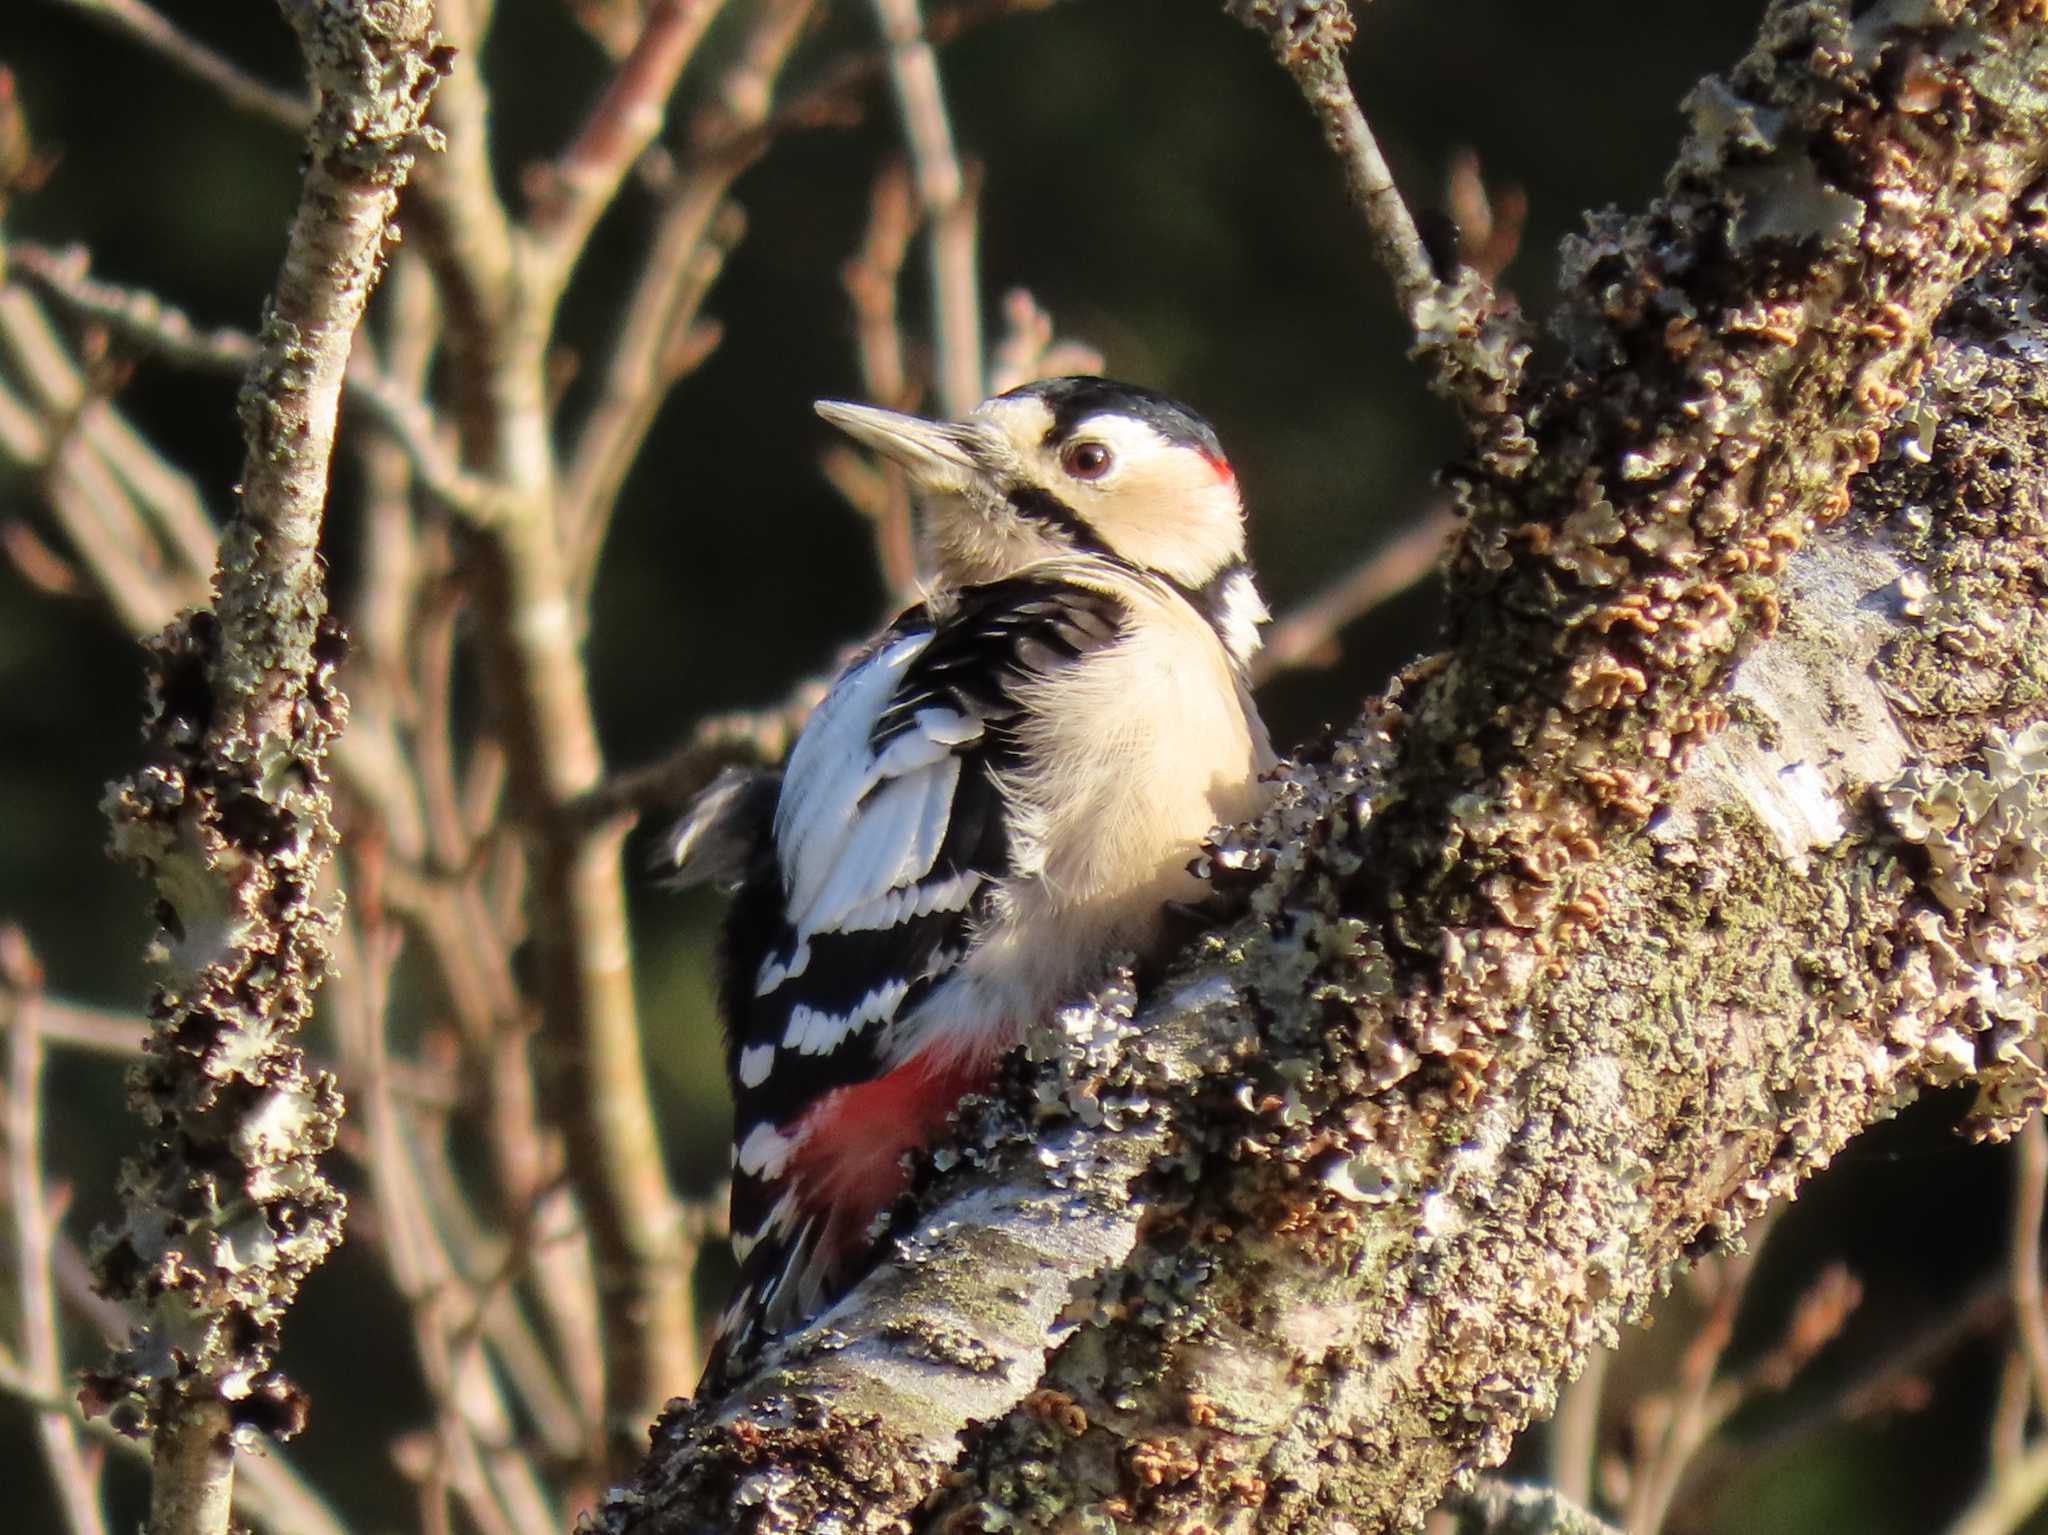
[655,765,781,891]
[698,1047,998,1389]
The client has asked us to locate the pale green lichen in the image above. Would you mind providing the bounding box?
[1876,720,2048,1135]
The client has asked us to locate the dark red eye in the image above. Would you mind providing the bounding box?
[1061,440,1114,480]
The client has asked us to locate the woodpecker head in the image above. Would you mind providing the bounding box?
[816,376,1265,664]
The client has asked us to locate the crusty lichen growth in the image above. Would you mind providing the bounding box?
[87,0,446,1466]
[1859,243,2048,754]
[1450,1482,1628,1535]
[1875,722,2048,1136]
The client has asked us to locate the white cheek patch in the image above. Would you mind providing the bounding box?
[1046,417,1248,590]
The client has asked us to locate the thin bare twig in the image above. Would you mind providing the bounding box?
[1624,1214,1779,1535]
[1445,147,1526,286]
[7,241,258,370]
[871,0,982,416]
[528,0,733,284]
[10,241,494,518]
[0,288,207,629]
[46,0,314,131]
[1548,1343,1610,1515]
[985,286,1104,394]
[1225,0,1524,418]
[571,701,802,833]
[2011,1115,2048,1415]
[421,7,835,1457]
[1250,505,1456,685]
[836,159,920,597]
[844,161,916,411]
[559,0,822,574]
[1992,1349,2032,1475]
[558,198,746,581]
[1,935,109,1535]
[329,914,562,1535]
[1946,1436,2048,1535]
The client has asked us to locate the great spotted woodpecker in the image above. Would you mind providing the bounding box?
[668,377,1274,1380]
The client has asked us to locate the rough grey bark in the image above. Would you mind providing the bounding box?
[592,4,2048,1532]
[83,2,445,1528]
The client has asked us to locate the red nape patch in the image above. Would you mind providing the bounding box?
[785,1048,998,1260]
[1200,449,1236,487]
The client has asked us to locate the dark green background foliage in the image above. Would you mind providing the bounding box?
[0,3,2018,1531]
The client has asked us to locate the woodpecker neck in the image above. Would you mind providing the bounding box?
[1164,559,1267,672]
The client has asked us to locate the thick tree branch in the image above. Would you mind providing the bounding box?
[85,6,444,1533]
[596,6,2048,1532]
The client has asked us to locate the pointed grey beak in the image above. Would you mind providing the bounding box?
[815,400,987,492]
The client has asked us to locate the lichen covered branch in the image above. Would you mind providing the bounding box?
[86,4,444,1531]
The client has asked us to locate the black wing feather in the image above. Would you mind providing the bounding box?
[704,576,1126,1376]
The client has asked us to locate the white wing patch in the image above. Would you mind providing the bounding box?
[754,629,991,1033]
[782,980,912,1055]
[773,633,929,881]
[737,1122,793,1178]
[833,868,983,933]
[792,755,962,933]
[754,942,811,998]
[737,1042,777,1088]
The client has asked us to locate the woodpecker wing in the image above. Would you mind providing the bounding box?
[710,577,1127,1372]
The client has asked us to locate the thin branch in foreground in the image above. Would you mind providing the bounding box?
[1225,0,1527,420]
[48,0,314,131]
[86,7,446,1535]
